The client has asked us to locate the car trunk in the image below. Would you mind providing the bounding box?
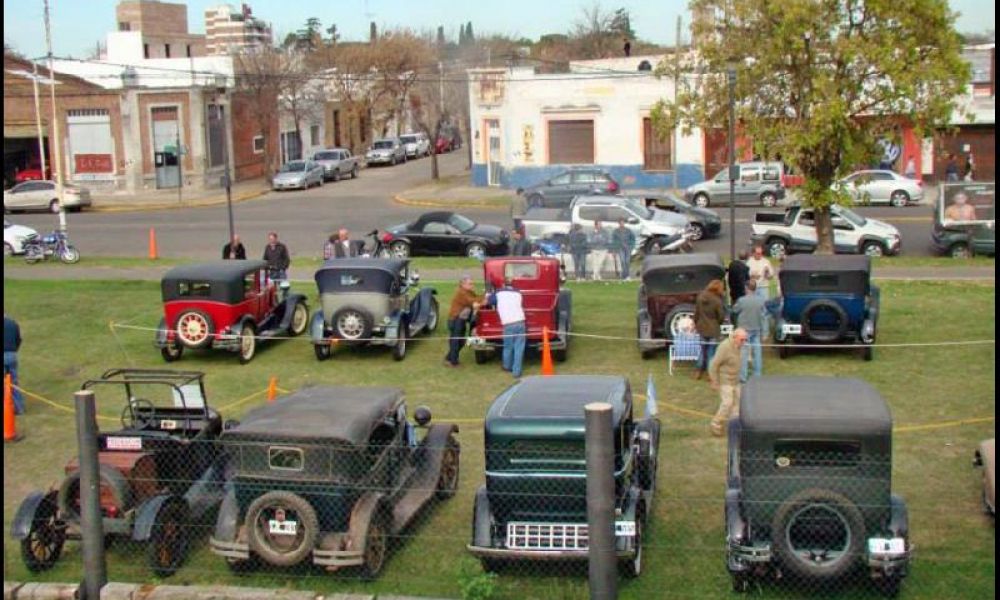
[486,437,588,524]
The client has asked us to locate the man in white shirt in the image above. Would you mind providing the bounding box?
[490,277,527,378]
[334,228,356,258]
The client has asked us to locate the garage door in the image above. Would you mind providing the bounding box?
[548,120,594,165]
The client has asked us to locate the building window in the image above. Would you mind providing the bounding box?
[310,125,320,147]
[253,135,264,154]
[118,22,130,31]
[642,117,672,171]
[280,131,302,162]
[207,105,226,168]
[165,44,171,58]
[548,120,594,165]
[143,43,150,59]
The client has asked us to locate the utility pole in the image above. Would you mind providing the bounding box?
[727,66,737,262]
[438,61,445,115]
[31,61,47,180]
[176,124,182,204]
[219,101,235,244]
[673,16,682,194]
[44,0,67,234]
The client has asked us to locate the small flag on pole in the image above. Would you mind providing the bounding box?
[645,373,658,417]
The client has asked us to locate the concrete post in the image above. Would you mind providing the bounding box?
[74,390,106,600]
[585,402,617,600]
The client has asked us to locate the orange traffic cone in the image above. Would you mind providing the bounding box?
[4,374,21,443]
[148,227,158,260]
[541,327,555,377]
[267,376,278,402]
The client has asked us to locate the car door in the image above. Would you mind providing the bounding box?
[572,171,602,197]
[544,172,574,206]
[738,165,761,205]
[710,167,736,205]
[10,181,48,210]
[421,220,462,255]
[790,209,819,252]
[868,172,897,204]
[830,213,861,253]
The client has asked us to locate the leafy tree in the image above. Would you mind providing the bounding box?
[654,0,970,253]
[466,22,475,44]
[326,23,340,45]
[610,8,634,39]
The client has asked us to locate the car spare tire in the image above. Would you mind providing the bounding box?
[663,304,696,342]
[800,299,849,343]
[57,465,133,524]
[174,310,215,349]
[332,307,374,342]
[771,488,865,584]
[246,491,319,567]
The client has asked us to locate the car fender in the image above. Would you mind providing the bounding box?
[132,494,188,542]
[418,422,460,472]
[471,485,493,547]
[212,486,241,543]
[408,287,438,331]
[557,289,572,335]
[887,494,909,538]
[10,490,56,540]
[858,233,890,251]
[309,309,327,342]
[725,488,749,544]
[348,491,390,547]
[182,455,230,521]
[154,317,169,347]
[277,292,308,331]
[385,310,404,342]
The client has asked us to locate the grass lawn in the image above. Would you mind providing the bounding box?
[2,278,995,599]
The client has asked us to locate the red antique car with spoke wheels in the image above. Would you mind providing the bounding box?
[154,260,309,364]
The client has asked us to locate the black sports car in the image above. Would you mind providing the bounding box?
[635,192,723,241]
[385,212,509,258]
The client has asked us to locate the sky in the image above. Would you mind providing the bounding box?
[3,0,996,60]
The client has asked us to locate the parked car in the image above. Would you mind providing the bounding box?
[726,376,910,596]
[312,148,361,182]
[974,439,995,517]
[434,135,453,154]
[400,132,431,158]
[751,203,901,258]
[637,192,723,240]
[774,255,879,361]
[469,257,572,364]
[272,160,324,190]
[366,138,407,166]
[3,180,92,213]
[468,375,659,576]
[310,258,438,361]
[930,182,995,258]
[210,385,459,578]
[684,162,786,207]
[4,219,38,256]
[385,212,509,258]
[154,260,309,364]
[516,168,620,208]
[637,254,727,358]
[12,369,229,577]
[834,170,924,207]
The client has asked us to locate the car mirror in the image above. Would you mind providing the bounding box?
[413,405,432,427]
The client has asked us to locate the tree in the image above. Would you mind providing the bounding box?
[234,48,294,180]
[326,23,340,46]
[653,0,970,253]
[370,22,378,43]
[279,49,325,160]
[572,3,619,58]
[458,25,466,46]
[409,61,465,180]
[465,22,475,44]
[609,8,635,39]
[437,26,446,47]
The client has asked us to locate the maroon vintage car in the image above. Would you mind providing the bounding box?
[469,257,572,364]
[154,260,309,364]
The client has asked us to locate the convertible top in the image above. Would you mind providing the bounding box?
[641,253,725,275]
[161,260,268,304]
[779,255,871,295]
[316,257,409,273]
[780,254,871,274]
[163,260,268,282]
[641,253,725,294]
[224,386,403,446]
[412,212,457,229]
[740,376,891,437]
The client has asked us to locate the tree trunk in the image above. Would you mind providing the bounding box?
[814,206,835,254]
[430,121,440,180]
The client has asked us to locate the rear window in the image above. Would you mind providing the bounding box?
[774,440,861,468]
[808,273,840,288]
[178,281,212,297]
[400,136,417,144]
[505,263,538,280]
[268,446,304,471]
[762,165,780,181]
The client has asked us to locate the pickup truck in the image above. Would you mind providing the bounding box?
[311,148,361,181]
[519,194,690,254]
[750,204,901,258]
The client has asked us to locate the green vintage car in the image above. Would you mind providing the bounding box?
[467,375,660,577]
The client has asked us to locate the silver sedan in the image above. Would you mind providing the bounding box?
[272,160,324,191]
[834,170,924,207]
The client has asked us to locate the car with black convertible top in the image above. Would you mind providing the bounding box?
[726,377,909,596]
[468,375,659,577]
[385,212,509,258]
[774,255,879,361]
[210,386,459,579]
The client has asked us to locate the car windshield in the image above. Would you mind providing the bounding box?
[661,192,690,209]
[623,198,653,220]
[448,214,477,233]
[280,161,306,173]
[400,135,417,144]
[313,152,338,160]
[837,205,867,227]
[373,140,394,149]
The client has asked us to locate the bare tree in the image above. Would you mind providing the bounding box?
[234,48,293,180]
[409,61,466,180]
[279,49,325,155]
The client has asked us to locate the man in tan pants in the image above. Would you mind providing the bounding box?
[709,328,748,436]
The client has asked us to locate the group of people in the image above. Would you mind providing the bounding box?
[445,275,527,378]
[222,232,291,279]
[945,152,976,182]
[566,219,636,281]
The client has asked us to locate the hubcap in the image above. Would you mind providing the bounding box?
[467,245,485,259]
[669,312,694,336]
[864,244,884,257]
[292,305,307,333]
[337,312,365,339]
[241,328,255,356]
[768,242,786,258]
[390,242,409,258]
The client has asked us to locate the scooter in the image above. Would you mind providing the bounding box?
[640,230,694,256]
[23,230,80,264]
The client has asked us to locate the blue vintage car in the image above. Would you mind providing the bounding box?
[774,255,879,361]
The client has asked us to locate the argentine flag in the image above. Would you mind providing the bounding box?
[645,374,658,417]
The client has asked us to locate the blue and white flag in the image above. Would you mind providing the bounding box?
[645,373,658,417]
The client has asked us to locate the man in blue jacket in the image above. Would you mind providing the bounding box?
[4,314,24,414]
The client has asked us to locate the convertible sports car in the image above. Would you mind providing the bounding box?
[385,212,509,258]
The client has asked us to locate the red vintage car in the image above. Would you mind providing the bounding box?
[470,257,572,364]
[154,260,309,364]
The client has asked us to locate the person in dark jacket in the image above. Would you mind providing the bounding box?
[568,223,589,280]
[693,279,727,380]
[262,232,291,280]
[222,235,246,260]
[4,314,24,414]
[727,250,750,305]
[611,219,636,280]
[509,229,533,256]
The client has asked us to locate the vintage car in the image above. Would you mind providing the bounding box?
[468,375,660,576]
[154,260,309,364]
[310,258,438,361]
[974,439,995,517]
[930,182,995,258]
[726,377,909,596]
[470,257,572,364]
[209,386,459,578]
[774,255,879,361]
[637,253,726,358]
[11,369,229,577]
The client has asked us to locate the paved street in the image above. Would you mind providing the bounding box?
[8,150,942,259]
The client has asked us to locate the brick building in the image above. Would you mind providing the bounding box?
[205,4,272,56]
[114,0,206,59]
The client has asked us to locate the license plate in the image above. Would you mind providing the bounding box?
[269,519,297,535]
[868,537,905,555]
[615,521,636,537]
[782,324,802,335]
[159,419,178,430]
[106,437,142,451]
[720,324,734,335]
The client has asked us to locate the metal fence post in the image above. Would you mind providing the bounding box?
[585,402,617,600]
[75,390,107,600]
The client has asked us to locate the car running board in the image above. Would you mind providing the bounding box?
[391,459,441,533]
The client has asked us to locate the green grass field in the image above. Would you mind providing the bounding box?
[2,278,995,599]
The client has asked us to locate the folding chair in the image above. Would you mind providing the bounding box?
[668,331,702,375]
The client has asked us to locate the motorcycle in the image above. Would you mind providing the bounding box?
[361,229,393,258]
[23,230,80,264]
[640,229,695,256]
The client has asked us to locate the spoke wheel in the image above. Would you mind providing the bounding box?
[466,243,486,259]
[289,302,308,336]
[436,437,460,500]
[238,323,256,364]
[359,514,388,580]
[147,502,189,577]
[389,241,410,258]
[175,311,213,348]
[20,493,65,572]
[336,311,367,340]
[426,298,440,332]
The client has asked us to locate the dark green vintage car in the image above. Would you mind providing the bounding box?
[209,386,459,579]
[726,377,910,597]
[467,375,660,577]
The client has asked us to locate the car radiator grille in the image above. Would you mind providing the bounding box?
[506,522,588,550]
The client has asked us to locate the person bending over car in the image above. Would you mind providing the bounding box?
[445,275,485,367]
[489,277,526,378]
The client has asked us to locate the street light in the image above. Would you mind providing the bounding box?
[727,64,737,261]
[212,79,235,245]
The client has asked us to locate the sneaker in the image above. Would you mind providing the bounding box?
[710,423,724,437]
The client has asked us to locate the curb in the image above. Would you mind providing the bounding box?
[392,193,510,211]
[91,188,270,214]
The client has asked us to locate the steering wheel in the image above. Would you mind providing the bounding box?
[121,398,157,430]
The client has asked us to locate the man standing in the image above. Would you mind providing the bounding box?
[709,328,748,436]
[333,228,356,258]
[491,277,526,378]
[588,220,610,281]
[262,232,290,280]
[945,153,960,182]
[222,235,246,260]
[732,280,767,382]
[568,224,589,280]
[445,275,484,367]
[4,313,24,415]
[611,218,635,280]
[727,250,750,305]
[509,229,533,256]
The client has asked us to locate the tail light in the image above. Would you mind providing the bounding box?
[916,180,924,187]
[382,232,394,243]
[608,181,620,193]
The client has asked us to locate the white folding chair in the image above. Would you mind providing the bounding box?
[669,332,702,375]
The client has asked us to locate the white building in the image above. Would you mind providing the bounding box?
[205,4,272,56]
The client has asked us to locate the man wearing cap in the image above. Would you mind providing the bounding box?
[489,277,526,378]
[444,275,484,367]
[709,328,748,436]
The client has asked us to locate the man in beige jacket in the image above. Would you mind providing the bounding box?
[709,328,748,436]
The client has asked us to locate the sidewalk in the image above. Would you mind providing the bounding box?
[394,174,516,210]
[91,178,271,213]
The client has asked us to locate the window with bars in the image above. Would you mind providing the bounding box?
[643,117,672,171]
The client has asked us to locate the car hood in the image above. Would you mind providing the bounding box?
[864,218,900,236]
[686,205,720,221]
[651,208,690,227]
[4,224,37,239]
[274,172,306,182]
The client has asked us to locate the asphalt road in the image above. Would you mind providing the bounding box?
[8,151,941,259]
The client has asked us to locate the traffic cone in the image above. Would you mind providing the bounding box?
[4,374,21,443]
[541,327,555,377]
[267,376,278,402]
[148,227,158,260]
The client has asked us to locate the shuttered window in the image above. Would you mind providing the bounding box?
[643,117,672,171]
[548,120,594,165]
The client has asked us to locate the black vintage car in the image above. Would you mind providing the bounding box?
[385,212,509,258]
[310,258,438,361]
[210,386,459,579]
[726,377,910,596]
[11,370,229,577]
